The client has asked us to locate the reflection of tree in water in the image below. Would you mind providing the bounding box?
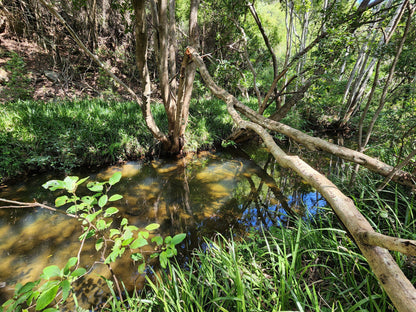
[0,149,327,308]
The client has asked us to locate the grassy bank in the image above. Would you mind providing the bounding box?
[0,98,233,182]
[100,187,414,312]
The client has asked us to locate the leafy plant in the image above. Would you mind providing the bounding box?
[3,52,33,101]
[1,173,186,311]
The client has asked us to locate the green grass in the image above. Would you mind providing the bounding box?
[96,204,404,311]
[0,98,234,182]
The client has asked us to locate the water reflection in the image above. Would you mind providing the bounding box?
[0,149,327,309]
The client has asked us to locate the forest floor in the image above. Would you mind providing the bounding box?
[0,33,136,103]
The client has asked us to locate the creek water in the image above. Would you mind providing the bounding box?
[0,147,327,309]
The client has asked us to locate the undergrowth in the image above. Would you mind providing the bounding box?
[0,98,233,182]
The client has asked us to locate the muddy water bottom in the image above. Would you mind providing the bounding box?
[0,149,326,309]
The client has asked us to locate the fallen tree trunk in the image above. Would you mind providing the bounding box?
[232,101,416,189]
[187,46,416,312]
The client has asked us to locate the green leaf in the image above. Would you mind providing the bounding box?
[76,176,90,185]
[131,253,144,261]
[95,238,104,251]
[87,182,104,192]
[17,281,37,295]
[81,196,95,206]
[122,237,135,246]
[109,229,120,238]
[35,285,59,310]
[159,251,168,268]
[151,236,163,246]
[120,218,128,227]
[166,247,176,258]
[42,180,65,191]
[85,209,102,222]
[60,280,71,302]
[70,268,86,277]
[55,195,68,207]
[104,207,119,217]
[137,262,146,274]
[63,176,79,193]
[41,265,61,279]
[164,236,172,244]
[98,195,108,208]
[145,223,160,231]
[171,233,186,245]
[109,172,122,185]
[63,257,77,275]
[97,219,107,231]
[138,231,149,239]
[130,237,148,249]
[38,281,60,293]
[109,194,123,201]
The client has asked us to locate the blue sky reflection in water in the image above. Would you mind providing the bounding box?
[239,191,327,230]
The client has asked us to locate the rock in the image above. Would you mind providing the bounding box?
[44,70,59,83]
[0,67,8,84]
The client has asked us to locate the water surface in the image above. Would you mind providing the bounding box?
[0,149,327,308]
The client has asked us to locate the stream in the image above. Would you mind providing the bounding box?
[0,147,327,309]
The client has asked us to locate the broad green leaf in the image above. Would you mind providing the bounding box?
[98,195,108,208]
[63,176,79,193]
[131,253,144,261]
[164,236,172,244]
[122,237,135,246]
[85,209,102,222]
[76,176,90,185]
[150,253,159,259]
[110,229,120,238]
[145,223,160,231]
[126,225,139,232]
[17,281,37,295]
[81,196,95,206]
[122,229,134,241]
[130,237,148,249]
[109,172,122,185]
[97,219,106,231]
[138,231,149,239]
[2,298,14,307]
[151,236,163,246]
[55,196,68,207]
[95,238,104,251]
[104,207,119,217]
[38,281,60,293]
[15,291,32,306]
[159,251,168,268]
[42,180,65,191]
[63,257,77,275]
[171,233,186,245]
[166,248,176,258]
[109,194,123,201]
[87,182,104,192]
[137,262,146,274]
[120,218,128,227]
[35,285,59,310]
[41,265,61,279]
[70,268,86,277]
[60,280,71,302]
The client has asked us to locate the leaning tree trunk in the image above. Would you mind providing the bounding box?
[188,46,416,312]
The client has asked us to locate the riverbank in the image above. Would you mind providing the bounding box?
[0,98,233,183]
